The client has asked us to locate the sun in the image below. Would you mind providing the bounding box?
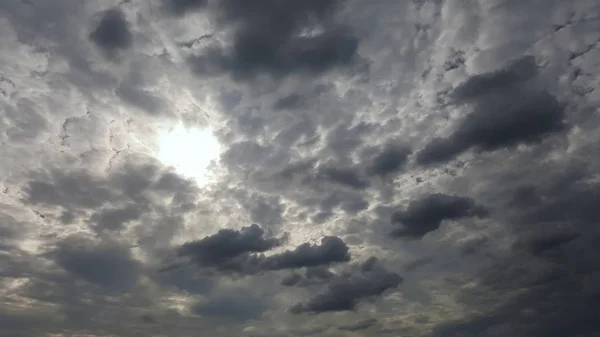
[157,124,221,186]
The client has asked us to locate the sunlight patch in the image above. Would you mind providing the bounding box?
[157,124,221,186]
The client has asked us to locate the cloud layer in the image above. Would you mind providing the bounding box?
[1,0,599,336]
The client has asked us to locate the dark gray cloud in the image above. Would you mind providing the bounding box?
[176,0,360,79]
[515,182,600,231]
[425,126,600,337]
[178,226,350,274]
[430,232,600,337]
[89,9,132,57]
[391,194,488,239]
[366,143,411,176]
[417,89,567,165]
[48,236,141,292]
[513,231,580,256]
[177,224,285,270]
[417,56,568,166]
[261,236,350,270]
[290,258,402,313]
[450,55,539,102]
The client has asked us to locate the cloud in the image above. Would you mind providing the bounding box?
[22,159,199,210]
[513,231,580,256]
[23,171,115,209]
[366,143,411,176]
[390,193,488,239]
[162,0,208,15]
[449,55,539,102]
[2,0,600,335]
[177,224,285,271]
[281,272,304,286]
[429,231,600,337]
[403,256,434,272]
[90,206,143,232]
[89,9,132,58]
[247,194,285,227]
[316,165,370,190]
[338,318,378,331]
[177,226,350,274]
[174,0,360,79]
[47,236,141,292]
[290,258,402,314]
[140,314,156,324]
[281,266,335,287]
[261,236,350,270]
[191,292,268,322]
[417,57,568,166]
[423,110,600,337]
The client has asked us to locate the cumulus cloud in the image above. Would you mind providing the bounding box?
[176,225,350,274]
[417,56,568,166]
[89,9,132,58]
[366,143,412,176]
[261,236,350,270]
[390,194,488,239]
[177,224,285,269]
[449,55,539,102]
[175,0,360,79]
[290,258,402,314]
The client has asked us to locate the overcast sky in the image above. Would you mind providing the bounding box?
[1,0,600,336]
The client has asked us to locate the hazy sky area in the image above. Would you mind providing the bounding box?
[1,0,600,336]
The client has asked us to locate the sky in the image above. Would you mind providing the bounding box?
[1,0,600,336]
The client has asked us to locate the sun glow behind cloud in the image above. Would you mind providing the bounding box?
[157,124,221,186]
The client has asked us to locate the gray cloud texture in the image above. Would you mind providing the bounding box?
[1,0,599,336]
